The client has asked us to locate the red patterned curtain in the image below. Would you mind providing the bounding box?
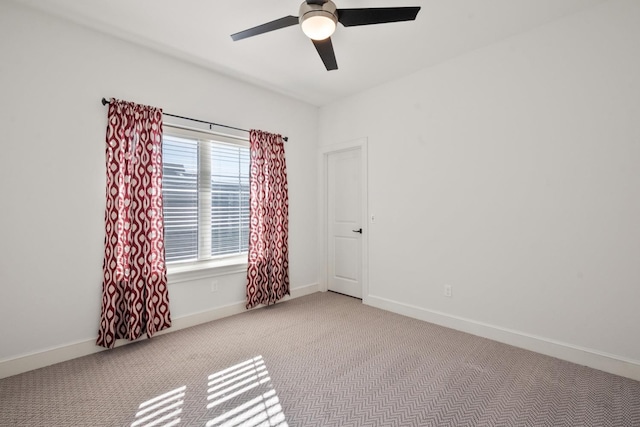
[246,130,290,309]
[97,98,171,349]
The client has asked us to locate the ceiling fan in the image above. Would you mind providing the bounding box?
[231,0,420,71]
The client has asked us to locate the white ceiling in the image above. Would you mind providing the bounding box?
[14,0,605,106]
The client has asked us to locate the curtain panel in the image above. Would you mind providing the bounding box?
[97,98,171,349]
[246,130,290,309]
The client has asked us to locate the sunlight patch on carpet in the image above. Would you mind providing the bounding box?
[131,385,185,427]
[206,355,288,427]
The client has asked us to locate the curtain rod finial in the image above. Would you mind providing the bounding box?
[101,98,109,106]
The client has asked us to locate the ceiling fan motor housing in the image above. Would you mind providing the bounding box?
[299,0,338,40]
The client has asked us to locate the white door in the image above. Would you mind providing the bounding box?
[327,148,362,298]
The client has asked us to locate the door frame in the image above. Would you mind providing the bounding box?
[319,138,369,303]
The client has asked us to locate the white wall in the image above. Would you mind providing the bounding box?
[0,2,318,365]
[319,0,640,373]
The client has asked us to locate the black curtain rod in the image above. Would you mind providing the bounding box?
[101,98,288,142]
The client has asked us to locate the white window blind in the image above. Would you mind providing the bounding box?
[162,130,250,264]
[162,135,198,262]
[210,143,250,256]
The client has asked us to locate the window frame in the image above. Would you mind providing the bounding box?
[162,123,250,282]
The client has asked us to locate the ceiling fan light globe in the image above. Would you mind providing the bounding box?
[301,13,337,40]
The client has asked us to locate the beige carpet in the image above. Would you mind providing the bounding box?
[1,291,639,426]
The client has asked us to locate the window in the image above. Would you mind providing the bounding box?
[162,126,250,269]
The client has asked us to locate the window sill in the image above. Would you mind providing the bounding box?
[167,255,248,284]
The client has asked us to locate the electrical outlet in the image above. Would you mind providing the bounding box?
[444,285,452,298]
[211,281,218,292]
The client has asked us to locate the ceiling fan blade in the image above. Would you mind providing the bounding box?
[312,38,338,71]
[231,15,299,41]
[337,7,420,27]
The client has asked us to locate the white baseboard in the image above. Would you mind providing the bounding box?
[0,283,319,379]
[367,294,640,382]
[287,282,321,300]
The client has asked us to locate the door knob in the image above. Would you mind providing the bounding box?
[352,228,363,234]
